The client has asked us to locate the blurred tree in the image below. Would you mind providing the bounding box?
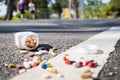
[71,0,79,18]
[110,0,120,17]
[111,0,120,10]
[49,0,62,18]
[4,0,15,20]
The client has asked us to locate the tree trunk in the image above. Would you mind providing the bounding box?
[72,0,79,18]
[4,0,14,20]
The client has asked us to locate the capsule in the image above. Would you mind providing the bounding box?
[47,67,58,74]
[65,60,71,65]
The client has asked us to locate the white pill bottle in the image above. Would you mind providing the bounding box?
[15,32,39,50]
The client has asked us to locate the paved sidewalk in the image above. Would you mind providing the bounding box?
[11,27,120,80]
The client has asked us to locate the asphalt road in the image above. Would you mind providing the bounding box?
[0,19,120,33]
[0,19,120,80]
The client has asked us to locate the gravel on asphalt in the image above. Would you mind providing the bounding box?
[0,32,100,80]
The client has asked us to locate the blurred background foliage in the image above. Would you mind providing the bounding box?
[0,0,120,20]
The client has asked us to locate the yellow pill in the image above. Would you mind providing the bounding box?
[64,53,69,56]
[8,64,14,68]
[46,62,51,67]
[47,68,58,74]
[37,59,42,64]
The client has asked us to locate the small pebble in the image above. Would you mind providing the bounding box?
[4,63,8,67]
[19,69,26,74]
[114,67,118,70]
[108,72,113,76]
[115,72,118,75]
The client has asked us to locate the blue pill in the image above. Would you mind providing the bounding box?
[41,64,47,69]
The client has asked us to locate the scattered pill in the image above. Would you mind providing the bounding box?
[29,57,34,61]
[37,59,42,64]
[4,63,8,67]
[43,74,51,79]
[63,53,69,56]
[48,49,57,57]
[30,61,38,67]
[46,62,51,67]
[79,62,83,67]
[63,56,67,61]
[16,64,23,69]
[57,73,64,77]
[80,72,92,79]
[65,60,71,65]
[47,67,58,74]
[73,63,80,68]
[8,64,14,68]
[23,62,31,69]
[80,68,92,79]
[19,50,28,54]
[41,64,47,69]
[88,62,95,68]
[41,56,46,61]
[19,69,26,74]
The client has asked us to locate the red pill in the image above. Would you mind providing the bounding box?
[79,62,83,67]
[63,57,67,61]
[16,64,23,69]
[88,62,95,68]
[65,60,71,65]
[85,60,93,65]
